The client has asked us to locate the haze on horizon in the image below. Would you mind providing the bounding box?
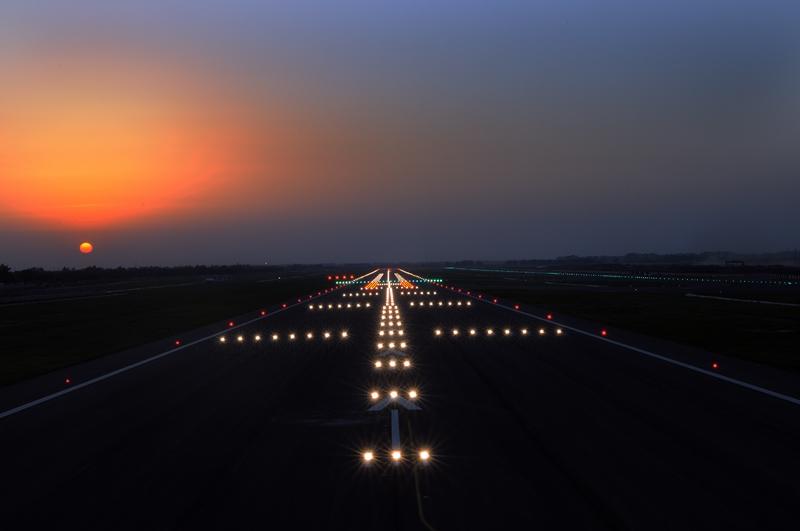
[1,0,799,269]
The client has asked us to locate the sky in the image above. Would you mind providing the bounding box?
[1,0,799,268]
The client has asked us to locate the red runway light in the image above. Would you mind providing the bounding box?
[228,321,235,327]
[260,310,267,316]
[601,329,607,337]
[65,378,71,384]
[282,303,287,308]
[514,304,520,310]
[546,313,552,320]
[493,299,498,304]
[328,275,332,280]
[174,340,182,346]
[712,362,719,369]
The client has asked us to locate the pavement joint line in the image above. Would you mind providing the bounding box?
[438,283,800,408]
[0,292,331,420]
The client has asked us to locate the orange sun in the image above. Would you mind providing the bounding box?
[79,242,94,254]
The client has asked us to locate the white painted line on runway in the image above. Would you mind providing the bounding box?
[391,409,400,449]
[447,285,800,407]
[0,297,319,420]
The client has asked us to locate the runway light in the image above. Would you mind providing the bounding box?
[546,313,553,320]
[219,336,227,343]
[521,328,528,335]
[375,360,383,368]
[237,335,244,343]
[377,342,384,349]
[341,331,349,338]
[556,328,563,335]
[466,301,471,306]
[514,304,520,310]
[174,339,182,346]
[323,332,331,339]
[370,391,380,400]
[712,362,719,369]
[408,389,418,399]
[389,390,399,399]
[400,342,407,348]
[289,333,296,340]
[391,450,402,462]
[260,310,267,316]
[539,328,545,335]
[419,449,430,462]
[504,328,511,336]
[452,328,459,336]
[389,342,396,348]
[469,329,476,335]
[403,359,411,368]
[601,329,607,337]
[363,451,374,463]
[435,329,442,336]
[272,334,279,341]
[487,328,494,335]
[228,321,235,327]
[379,331,385,336]
[389,359,397,368]
[254,334,262,342]
[306,332,313,339]
[65,378,71,385]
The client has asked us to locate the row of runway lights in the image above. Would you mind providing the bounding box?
[400,291,436,296]
[363,281,430,464]
[343,292,380,297]
[219,330,349,343]
[434,326,563,337]
[309,302,371,309]
[410,300,471,307]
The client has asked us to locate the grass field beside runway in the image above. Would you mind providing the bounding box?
[424,268,800,371]
[0,272,325,386]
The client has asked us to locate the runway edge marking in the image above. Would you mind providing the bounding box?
[0,296,322,420]
[444,284,800,408]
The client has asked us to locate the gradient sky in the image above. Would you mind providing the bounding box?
[1,1,799,268]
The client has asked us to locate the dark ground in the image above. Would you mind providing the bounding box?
[0,269,326,385]
[418,266,800,371]
[1,272,799,530]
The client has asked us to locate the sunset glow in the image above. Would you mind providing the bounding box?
[0,54,253,229]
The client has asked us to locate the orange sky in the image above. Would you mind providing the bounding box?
[0,51,283,229]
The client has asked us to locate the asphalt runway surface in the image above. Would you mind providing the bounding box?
[2,269,799,530]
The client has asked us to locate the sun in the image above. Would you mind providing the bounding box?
[79,242,94,254]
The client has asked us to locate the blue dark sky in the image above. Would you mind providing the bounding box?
[1,1,799,267]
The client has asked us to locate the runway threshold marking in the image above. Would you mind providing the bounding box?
[441,285,800,408]
[0,296,323,420]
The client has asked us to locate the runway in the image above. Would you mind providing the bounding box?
[1,268,799,530]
